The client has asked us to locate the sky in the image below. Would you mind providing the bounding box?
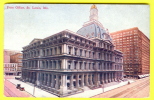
[4,4,150,51]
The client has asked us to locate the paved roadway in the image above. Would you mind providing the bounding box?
[91,77,149,98]
[4,76,33,97]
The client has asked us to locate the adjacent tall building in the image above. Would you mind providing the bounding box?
[110,27,150,78]
[21,5,123,97]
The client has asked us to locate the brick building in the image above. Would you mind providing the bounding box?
[10,53,23,75]
[4,49,20,63]
[110,27,150,78]
[4,49,21,75]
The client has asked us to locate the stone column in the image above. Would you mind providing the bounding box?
[51,74,55,88]
[52,60,54,69]
[39,60,42,69]
[36,72,40,86]
[76,74,79,88]
[81,74,84,87]
[63,44,67,54]
[47,73,50,86]
[83,62,85,70]
[114,72,116,81]
[70,74,74,90]
[97,73,100,86]
[55,75,59,89]
[48,60,50,69]
[90,74,93,86]
[102,73,104,84]
[105,73,108,83]
[71,60,74,70]
[56,60,59,69]
[39,73,42,86]
[43,73,46,85]
[72,46,74,55]
[61,59,65,69]
[86,74,89,86]
[33,72,35,83]
[60,74,67,94]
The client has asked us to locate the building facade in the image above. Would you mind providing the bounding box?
[4,63,18,75]
[21,5,123,97]
[10,53,23,75]
[4,49,21,76]
[110,27,150,78]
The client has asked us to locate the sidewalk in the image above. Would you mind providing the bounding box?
[67,80,134,98]
[8,79,58,98]
[8,79,134,98]
[4,79,33,97]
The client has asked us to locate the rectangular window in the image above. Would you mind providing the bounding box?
[59,47,62,54]
[80,62,82,69]
[68,61,71,69]
[89,63,91,69]
[74,62,77,69]
[80,49,82,56]
[85,50,86,57]
[68,47,71,54]
[55,48,57,54]
[93,63,95,69]
[75,48,77,55]
[99,53,101,59]
[93,52,95,58]
[50,48,52,55]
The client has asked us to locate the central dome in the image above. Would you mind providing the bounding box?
[76,5,112,41]
[76,20,112,40]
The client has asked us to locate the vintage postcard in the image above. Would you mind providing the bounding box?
[4,4,150,98]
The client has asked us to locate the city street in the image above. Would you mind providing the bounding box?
[4,76,33,97]
[91,77,149,98]
[4,75,149,98]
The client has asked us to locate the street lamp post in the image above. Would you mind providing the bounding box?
[33,83,36,96]
[33,74,37,97]
[102,82,104,93]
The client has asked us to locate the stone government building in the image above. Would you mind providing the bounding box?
[21,5,123,97]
